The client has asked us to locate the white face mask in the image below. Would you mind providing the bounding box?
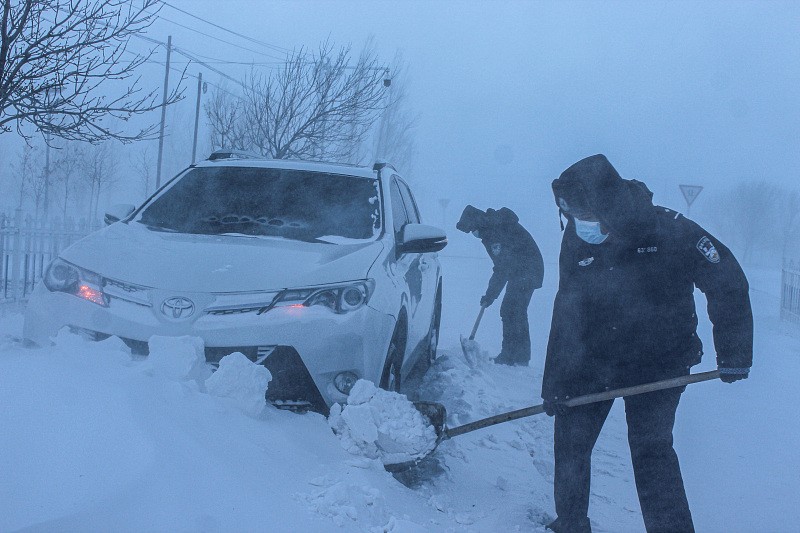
[472,230,481,238]
[574,218,608,244]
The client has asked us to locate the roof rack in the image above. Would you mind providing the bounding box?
[207,149,263,161]
[373,160,396,173]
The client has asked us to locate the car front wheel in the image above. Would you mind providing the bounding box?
[427,288,442,366]
[380,323,406,393]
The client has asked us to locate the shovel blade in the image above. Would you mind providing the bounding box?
[413,401,447,439]
[460,335,480,367]
[383,401,447,473]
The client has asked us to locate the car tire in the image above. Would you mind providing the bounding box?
[427,286,442,366]
[380,321,406,393]
[415,286,442,376]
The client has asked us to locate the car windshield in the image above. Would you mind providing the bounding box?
[135,166,382,243]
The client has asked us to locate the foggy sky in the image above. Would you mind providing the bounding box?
[154,0,799,246]
[3,1,797,253]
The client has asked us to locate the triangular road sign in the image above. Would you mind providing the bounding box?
[679,185,704,207]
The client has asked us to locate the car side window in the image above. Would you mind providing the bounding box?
[390,179,409,237]
[397,179,421,224]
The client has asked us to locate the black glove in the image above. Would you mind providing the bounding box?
[543,400,569,417]
[480,295,496,307]
[719,367,750,383]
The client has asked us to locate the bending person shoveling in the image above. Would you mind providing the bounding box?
[329,380,438,468]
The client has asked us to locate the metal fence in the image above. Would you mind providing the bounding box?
[1,210,99,302]
[782,260,800,324]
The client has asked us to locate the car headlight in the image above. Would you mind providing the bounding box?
[43,259,108,307]
[272,280,374,314]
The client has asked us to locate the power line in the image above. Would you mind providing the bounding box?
[176,49,284,67]
[154,12,288,62]
[170,45,248,90]
[125,39,247,110]
[131,33,247,90]
[149,59,285,66]
[161,1,299,57]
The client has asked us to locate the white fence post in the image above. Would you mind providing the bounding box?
[782,260,800,324]
[10,208,23,301]
[1,210,100,303]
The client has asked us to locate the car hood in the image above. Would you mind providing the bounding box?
[60,222,385,292]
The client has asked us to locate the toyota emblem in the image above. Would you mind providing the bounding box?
[161,297,195,319]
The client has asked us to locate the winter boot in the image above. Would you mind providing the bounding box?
[546,516,592,533]
[492,352,514,365]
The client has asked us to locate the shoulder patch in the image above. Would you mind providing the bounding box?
[491,243,502,257]
[696,236,720,263]
[578,257,594,266]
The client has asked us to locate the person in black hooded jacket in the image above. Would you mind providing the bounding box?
[456,205,544,365]
[542,155,753,533]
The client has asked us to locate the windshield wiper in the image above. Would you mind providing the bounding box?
[139,222,179,233]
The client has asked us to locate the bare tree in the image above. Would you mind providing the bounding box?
[777,188,800,260]
[205,84,246,153]
[373,53,417,175]
[130,144,153,198]
[0,141,8,209]
[0,0,183,143]
[12,141,41,209]
[81,141,118,220]
[51,141,84,219]
[206,41,389,162]
[711,180,799,263]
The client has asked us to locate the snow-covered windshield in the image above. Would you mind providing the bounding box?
[136,166,381,243]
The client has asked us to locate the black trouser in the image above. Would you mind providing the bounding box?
[499,277,535,364]
[553,386,694,533]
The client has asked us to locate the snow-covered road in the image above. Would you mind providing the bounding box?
[1,255,798,532]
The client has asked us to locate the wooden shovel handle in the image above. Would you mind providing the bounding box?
[444,370,721,440]
[469,305,487,340]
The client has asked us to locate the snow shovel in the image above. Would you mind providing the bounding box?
[460,304,487,366]
[387,370,721,472]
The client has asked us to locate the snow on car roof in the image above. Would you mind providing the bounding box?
[195,157,378,179]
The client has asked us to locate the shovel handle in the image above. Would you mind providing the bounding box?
[469,305,487,340]
[444,370,721,440]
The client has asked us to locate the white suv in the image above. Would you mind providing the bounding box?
[23,153,447,412]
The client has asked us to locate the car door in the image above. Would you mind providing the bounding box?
[397,178,438,357]
[388,177,424,368]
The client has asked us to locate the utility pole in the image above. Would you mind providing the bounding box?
[191,72,203,164]
[155,35,172,189]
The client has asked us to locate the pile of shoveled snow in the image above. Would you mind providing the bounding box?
[143,335,272,416]
[206,351,272,416]
[328,380,439,466]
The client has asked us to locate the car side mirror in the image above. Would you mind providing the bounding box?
[398,223,447,254]
[104,203,136,225]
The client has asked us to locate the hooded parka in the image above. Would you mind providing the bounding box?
[478,207,545,300]
[457,205,545,364]
[543,155,753,402]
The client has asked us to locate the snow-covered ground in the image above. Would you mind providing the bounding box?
[1,253,798,532]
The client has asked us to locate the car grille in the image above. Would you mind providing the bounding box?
[103,278,152,307]
[205,306,265,315]
[206,345,328,414]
